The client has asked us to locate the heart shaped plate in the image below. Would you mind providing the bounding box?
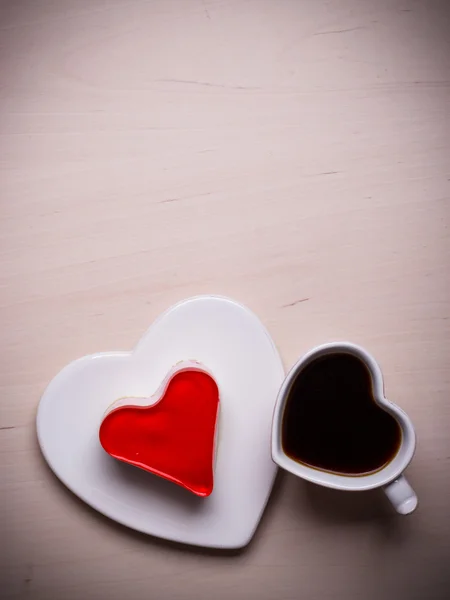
[37,296,285,548]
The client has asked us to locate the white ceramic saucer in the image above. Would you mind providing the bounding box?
[37,296,285,548]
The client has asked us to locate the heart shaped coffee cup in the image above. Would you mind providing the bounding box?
[271,342,417,515]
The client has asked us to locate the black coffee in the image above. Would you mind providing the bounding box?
[282,353,402,476]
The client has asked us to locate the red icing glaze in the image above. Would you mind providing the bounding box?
[99,370,219,497]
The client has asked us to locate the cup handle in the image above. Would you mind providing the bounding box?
[383,475,418,515]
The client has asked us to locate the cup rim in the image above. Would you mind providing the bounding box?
[271,342,416,491]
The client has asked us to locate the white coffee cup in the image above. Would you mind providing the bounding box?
[271,342,418,515]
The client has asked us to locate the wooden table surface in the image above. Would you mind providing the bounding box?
[1,1,450,598]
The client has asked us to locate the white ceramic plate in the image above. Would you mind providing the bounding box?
[37,296,285,549]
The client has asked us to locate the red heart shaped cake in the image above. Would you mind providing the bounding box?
[99,363,219,497]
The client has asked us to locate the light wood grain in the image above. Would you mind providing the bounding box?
[1,0,450,598]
